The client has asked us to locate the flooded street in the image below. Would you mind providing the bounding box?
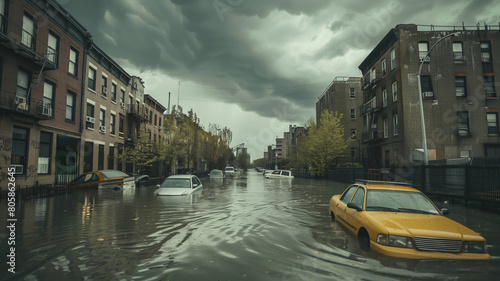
[2,171,500,281]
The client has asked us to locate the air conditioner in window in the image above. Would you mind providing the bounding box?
[42,106,52,117]
[158,126,162,130]
[10,164,23,175]
[422,91,434,98]
[15,95,26,104]
[420,56,431,63]
[100,126,106,132]
[120,102,125,108]
[86,116,95,123]
[102,86,107,94]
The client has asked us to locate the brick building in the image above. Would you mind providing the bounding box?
[316,76,363,164]
[0,0,168,189]
[358,24,500,171]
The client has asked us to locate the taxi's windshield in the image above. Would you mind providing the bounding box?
[365,190,440,215]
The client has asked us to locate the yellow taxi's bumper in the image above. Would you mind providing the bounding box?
[370,241,491,260]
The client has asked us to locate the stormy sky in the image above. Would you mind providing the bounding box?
[56,0,499,159]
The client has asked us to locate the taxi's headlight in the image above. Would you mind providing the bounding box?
[377,234,414,248]
[462,241,487,253]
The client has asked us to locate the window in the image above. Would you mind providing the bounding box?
[393,114,399,136]
[69,47,78,76]
[391,81,397,102]
[350,109,356,120]
[382,89,388,107]
[370,68,376,82]
[455,76,466,97]
[390,49,396,70]
[21,13,35,50]
[351,148,357,158]
[480,41,492,62]
[154,114,158,126]
[457,112,470,136]
[111,83,117,102]
[341,186,357,203]
[86,103,95,129]
[108,146,114,169]
[418,42,428,60]
[11,126,29,175]
[383,118,388,138]
[484,76,496,98]
[16,69,30,104]
[47,31,59,65]
[100,108,106,128]
[350,88,355,99]
[351,188,365,207]
[88,67,96,91]
[350,129,357,139]
[420,76,433,98]
[101,75,108,97]
[110,113,116,135]
[38,131,52,174]
[487,112,499,135]
[42,80,55,117]
[98,144,104,170]
[149,110,153,124]
[120,89,125,106]
[159,117,162,128]
[453,42,464,61]
[119,114,124,137]
[0,0,6,33]
[381,59,386,76]
[66,91,76,122]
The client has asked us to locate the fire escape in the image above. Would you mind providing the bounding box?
[0,13,57,122]
[360,76,383,168]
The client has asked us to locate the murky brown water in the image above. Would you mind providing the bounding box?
[1,171,500,280]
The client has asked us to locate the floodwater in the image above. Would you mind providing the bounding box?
[1,170,500,281]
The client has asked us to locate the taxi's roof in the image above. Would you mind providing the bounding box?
[354,180,420,192]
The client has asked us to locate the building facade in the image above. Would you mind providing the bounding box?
[0,0,169,190]
[316,76,363,164]
[358,24,500,171]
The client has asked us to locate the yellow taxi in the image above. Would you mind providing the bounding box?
[329,180,490,260]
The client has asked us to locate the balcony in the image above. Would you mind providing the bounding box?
[360,98,380,116]
[362,130,383,144]
[127,104,147,121]
[0,89,53,120]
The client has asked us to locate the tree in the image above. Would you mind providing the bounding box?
[121,124,158,174]
[298,109,353,177]
[160,105,188,175]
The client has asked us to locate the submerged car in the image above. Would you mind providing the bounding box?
[265,169,294,179]
[224,166,236,176]
[329,180,490,260]
[70,170,136,190]
[209,169,224,178]
[154,175,203,196]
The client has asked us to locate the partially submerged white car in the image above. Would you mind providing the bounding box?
[265,170,294,179]
[154,175,203,196]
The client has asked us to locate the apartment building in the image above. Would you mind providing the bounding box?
[81,44,133,174]
[316,76,363,163]
[0,0,90,187]
[0,0,170,190]
[358,24,500,170]
[144,93,166,177]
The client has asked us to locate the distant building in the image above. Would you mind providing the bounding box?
[316,76,363,164]
[358,24,500,171]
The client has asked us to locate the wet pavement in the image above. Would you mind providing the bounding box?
[1,170,500,280]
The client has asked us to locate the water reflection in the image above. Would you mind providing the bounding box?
[1,171,500,280]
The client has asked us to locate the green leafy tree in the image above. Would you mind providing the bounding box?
[298,109,353,177]
[121,124,158,174]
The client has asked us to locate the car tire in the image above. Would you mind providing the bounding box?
[330,211,336,222]
[358,229,370,251]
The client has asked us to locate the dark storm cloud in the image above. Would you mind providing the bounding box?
[57,0,500,122]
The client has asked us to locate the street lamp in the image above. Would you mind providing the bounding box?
[417,31,460,165]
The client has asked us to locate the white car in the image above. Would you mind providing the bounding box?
[154,175,203,196]
[224,166,235,176]
[265,170,294,179]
